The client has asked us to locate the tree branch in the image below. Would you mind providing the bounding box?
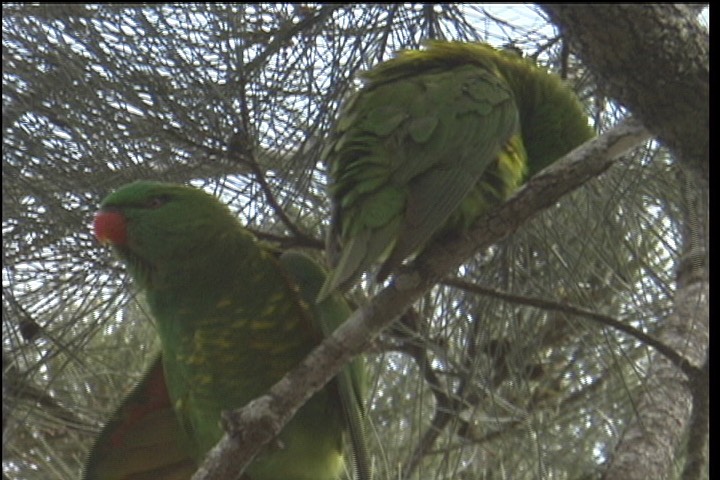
[191,120,651,480]
[682,355,709,480]
[228,130,322,247]
[539,4,708,184]
[441,278,702,380]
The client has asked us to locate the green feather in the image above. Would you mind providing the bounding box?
[87,181,369,480]
[319,41,594,299]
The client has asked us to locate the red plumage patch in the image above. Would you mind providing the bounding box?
[93,210,128,245]
[109,360,172,449]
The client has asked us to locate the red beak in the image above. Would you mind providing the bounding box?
[93,210,128,246]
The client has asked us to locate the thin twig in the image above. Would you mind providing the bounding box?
[442,278,702,380]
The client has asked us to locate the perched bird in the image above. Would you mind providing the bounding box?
[318,41,594,299]
[86,181,369,480]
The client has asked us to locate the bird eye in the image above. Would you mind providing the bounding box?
[146,194,171,209]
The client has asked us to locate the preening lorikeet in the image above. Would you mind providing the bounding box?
[86,181,369,480]
[318,41,595,299]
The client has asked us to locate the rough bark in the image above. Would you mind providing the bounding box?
[540,4,709,187]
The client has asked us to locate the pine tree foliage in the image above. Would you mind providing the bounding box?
[3,4,708,480]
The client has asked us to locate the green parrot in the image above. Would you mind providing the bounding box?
[86,181,369,480]
[318,41,595,299]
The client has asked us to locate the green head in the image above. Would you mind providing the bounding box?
[476,43,596,176]
[94,181,243,288]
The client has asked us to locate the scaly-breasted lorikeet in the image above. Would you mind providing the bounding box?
[85,181,369,480]
[318,41,594,299]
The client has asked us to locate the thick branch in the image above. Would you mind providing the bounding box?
[540,4,709,185]
[192,120,651,480]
